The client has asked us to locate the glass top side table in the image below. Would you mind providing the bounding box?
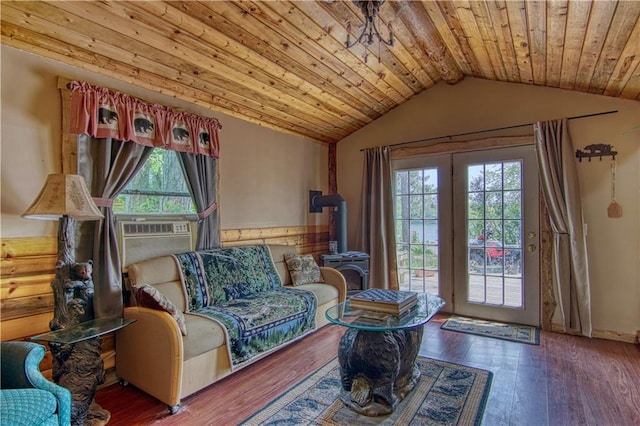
[31,317,136,425]
[31,317,136,344]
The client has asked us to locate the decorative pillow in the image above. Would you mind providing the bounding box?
[133,284,187,336]
[284,254,324,286]
[223,282,255,301]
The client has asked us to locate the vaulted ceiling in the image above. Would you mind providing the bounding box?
[2,1,639,144]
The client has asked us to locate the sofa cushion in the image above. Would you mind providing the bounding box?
[193,287,316,367]
[223,282,255,301]
[284,254,324,286]
[134,284,188,336]
[181,313,226,360]
[174,245,282,309]
[289,283,339,306]
[267,245,295,285]
[127,255,186,311]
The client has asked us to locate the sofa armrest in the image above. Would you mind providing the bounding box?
[319,267,347,303]
[116,306,184,408]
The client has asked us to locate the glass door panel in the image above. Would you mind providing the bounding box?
[394,167,439,294]
[392,155,452,308]
[466,160,523,307]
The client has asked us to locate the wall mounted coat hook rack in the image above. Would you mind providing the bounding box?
[575,144,617,162]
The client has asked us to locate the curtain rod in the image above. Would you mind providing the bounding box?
[360,109,618,151]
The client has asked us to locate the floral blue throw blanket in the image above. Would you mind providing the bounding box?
[172,245,316,367]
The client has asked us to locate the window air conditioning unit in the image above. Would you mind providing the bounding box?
[118,220,193,271]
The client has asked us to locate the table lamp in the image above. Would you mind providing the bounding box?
[22,174,107,425]
[22,173,103,264]
[22,173,103,325]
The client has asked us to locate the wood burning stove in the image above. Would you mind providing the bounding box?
[320,252,369,296]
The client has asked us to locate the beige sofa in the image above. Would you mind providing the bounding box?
[115,244,346,413]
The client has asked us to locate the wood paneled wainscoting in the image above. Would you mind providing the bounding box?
[0,225,329,382]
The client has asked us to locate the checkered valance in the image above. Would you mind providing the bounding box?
[68,81,221,158]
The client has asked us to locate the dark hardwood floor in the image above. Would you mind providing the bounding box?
[96,314,640,425]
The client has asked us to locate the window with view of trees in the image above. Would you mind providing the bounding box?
[113,149,195,215]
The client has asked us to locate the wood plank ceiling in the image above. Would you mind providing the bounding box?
[2,1,639,144]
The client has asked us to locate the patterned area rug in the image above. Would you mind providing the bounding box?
[441,316,540,345]
[241,356,492,425]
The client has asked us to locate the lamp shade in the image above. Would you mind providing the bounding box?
[21,174,104,221]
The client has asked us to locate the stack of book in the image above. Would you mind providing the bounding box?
[349,289,418,316]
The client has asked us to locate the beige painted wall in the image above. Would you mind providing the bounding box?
[0,45,329,238]
[2,44,638,338]
[337,77,640,337]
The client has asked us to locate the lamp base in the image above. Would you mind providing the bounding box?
[50,215,105,426]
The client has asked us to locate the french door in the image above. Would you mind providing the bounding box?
[452,146,539,326]
[393,145,540,326]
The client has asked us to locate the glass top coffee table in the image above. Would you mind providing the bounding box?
[325,292,445,416]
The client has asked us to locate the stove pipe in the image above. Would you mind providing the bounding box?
[310,192,347,254]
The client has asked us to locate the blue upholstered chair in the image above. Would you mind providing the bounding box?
[0,341,71,426]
